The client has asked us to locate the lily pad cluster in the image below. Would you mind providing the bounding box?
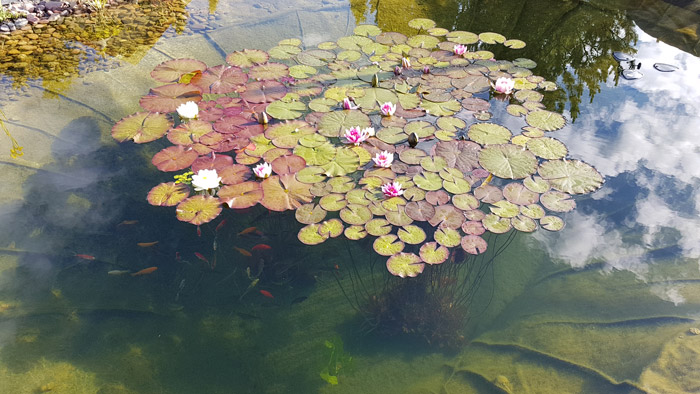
[112,19,603,277]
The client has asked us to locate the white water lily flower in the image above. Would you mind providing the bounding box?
[177,101,199,120]
[191,169,221,191]
[493,77,515,95]
[253,162,272,179]
[372,150,394,168]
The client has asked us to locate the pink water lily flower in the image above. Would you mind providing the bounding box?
[380,102,396,117]
[342,97,358,110]
[401,57,411,69]
[493,77,515,95]
[344,126,370,145]
[453,44,467,55]
[381,181,404,198]
[373,151,394,168]
[253,162,272,179]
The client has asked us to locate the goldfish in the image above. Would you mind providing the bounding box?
[75,254,95,260]
[215,219,228,232]
[234,247,252,257]
[108,270,131,276]
[137,241,159,247]
[251,244,272,252]
[117,220,139,226]
[131,267,158,276]
[259,289,274,299]
[194,252,209,263]
[238,227,258,236]
[175,252,181,261]
[197,226,202,237]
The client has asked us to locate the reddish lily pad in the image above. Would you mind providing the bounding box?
[218,181,263,209]
[112,112,170,144]
[168,119,214,145]
[462,220,485,235]
[433,140,481,173]
[192,65,247,94]
[387,253,424,278]
[503,183,539,205]
[425,190,450,206]
[147,182,190,206]
[176,195,222,225]
[296,203,327,224]
[271,154,306,175]
[219,164,251,185]
[474,185,503,203]
[461,235,488,255]
[419,242,449,265]
[405,200,435,221]
[240,81,288,104]
[191,154,234,172]
[151,58,208,83]
[260,174,313,211]
[429,204,465,229]
[374,234,405,256]
[151,145,199,172]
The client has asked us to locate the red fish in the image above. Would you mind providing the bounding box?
[137,241,159,247]
[131,267,158,276]
[251,244,272,252]
[234,247,252,257]
[197,226,202,237]
[75,254,96,260]
[259,290,274,299]
[194,252,209,263]
[238,227,258,236]
[215,219,227,232]
[117,220,139,226]
[175,252,181,261]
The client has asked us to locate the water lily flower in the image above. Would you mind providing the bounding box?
[381,181,404,198]
[422,65,430,74]
[253,162,272,179]
[380,102,396,117]
[401,57,411,69]
[344,126,370,145]
[493,77,515,95]
[394,66,403,75]
[363,127,375,137]
[453,44,467,56]
[373,151,394,168]
[343,97,358,110]
[191,169,221,191]
[176,101,199,120]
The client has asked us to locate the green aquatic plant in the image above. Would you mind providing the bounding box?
[1,109,23,159]
[319,337,353,385]
[112,18,603,278]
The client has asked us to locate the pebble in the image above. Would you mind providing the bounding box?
[689,328,700,335]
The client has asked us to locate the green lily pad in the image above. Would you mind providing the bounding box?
[329,176,355,193]
[527,137,568,160]
[266,100,307,120]
[526,110,566,132]
[308,97,337,112]
[295,203,327,224]
[482,213,512,234]
[151,58,208,83]
[346,189,370,205]
[514,89,543,103]
[503,183,539,205]
[420,156,447,172]
[479,144,538,179]
[513,57,537,69]
[446,30,479,45]
[297,49,336,67]
[318,219,344,238]
[398,224,426,245]
[507,104,528,117]
[413,172,443,191]
[520,203,545,219]
[512,215,537,232]
[226,49,269,68]
[354,24,382,37]
[374,234,405,256]
[437,117,466,132]
[490,200,520,218]
[298,223,329,245]
[479,32,506,44]
[504,39,526,49]
[295,143,336,166]
[385,206,414,227]
[338,50,362,62]
[269,45,302,59]
[406,121,436,139]
[265,120,315,148]
[344,225,368,240]
[407,35,439,49]
[112,112,170,144]
[382,196,407,212]
[538,159,604,194]
[298,134,329,148]
[419,242,449,265]
[296,166,326,184]
[319,193,347,211]
[386,253,424,278]
[151,145,199,172]
[461,234,488,255]
[340,204,373,225]
[147,182,190,207]
[260,174,313,211]
[427,27,448,36]
[408,18,436,30]
[540,191,576,212]
[439,168,464,182]
[422,99,461,116]
[337,35,373,51]
[289,65,318,79]
[376,127,408,144]
[218,181,263,209]
[176,195,222,225]
[524,175,550,193]
[434,227,462,248]
[397,92,420,110]
[365,218,392,236]
[443,177,471,195]
[355,88,399,111]
[249,63,289,80]
[321,147,360,177]
[318,110,371,137]
[453,194,479,211]
[540,215,565,231]
[468,123,512,145]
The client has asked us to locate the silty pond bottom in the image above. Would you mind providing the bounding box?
[0,0,699,393]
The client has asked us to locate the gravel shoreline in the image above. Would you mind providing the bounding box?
[1,0,126,33]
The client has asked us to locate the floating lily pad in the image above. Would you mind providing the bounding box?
[192,65,247,94]
[429,205,465,229]
[524,175,550,193]
[468,123,512,145]
[355,88,399,111]
[139,83,202,113]
[319,193,347,211]
[422,99,461,116]
[151,58,208,83]
[240,80,287,104]
[295,143,336,166]
[474,184,503,203]
[385,206,413,227]
[151,145,199,172]
[398,225,426,245]
[504,39,526,49]
[296,203,327,224]
[386,253,424,278]
[479,144,538,179]
[526,137,567,160]
[490,200,519,218]
[344,225,368,240]
[382,196,407,212]
[479,32,506,44]
[354,24,382,37]
[482,213,512,234]
[503,183,539,205]
[340,204,373,225]
[419,242,449,265]
[512,215,537,232]
[269,45,302,59]
[540,191,576,212]
[249,63,289,80]
[446,30,479,45]
[321,147,360,177]
[318,219,344,238]
[346,189,370,205]
[462,220,485,236]
[413,172,443,191]
[296,166,326,184]
[408,18,436,30]
[167,120,213,145]
[405,200,435,221]
[538,159,604,194]
[377,127,408,144]
[453,193,480,211]
[365,218,392,236]
[226,49,269,68]
[298,223,328,245]
[461,234,488,255]
[434,227,461,248]
[271,154,306,175]
[266,100,307,120]
[260,175,313,211]
[318,110,371,137]
[540,215,565,231]
[176,195,222,225]
[520,203,545,219]
[464,209,486,221]
[513,58,537,69]
[329,176,355,193]
[525,110,566,132]
[514,89,543,103]
[425,190,450,206]
[420,156,447,172]
[374,234,405,256]
[399,149,427,165]
[218,181,263,209]
[147,182,190,206]
[434,140,482,173]
[112,112,170,144]
[443,177,471,194]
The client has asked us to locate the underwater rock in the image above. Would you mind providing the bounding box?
[689,327,700,335]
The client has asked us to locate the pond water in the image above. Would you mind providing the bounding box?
[1,0,699,393]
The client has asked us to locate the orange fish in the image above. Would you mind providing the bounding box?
[75,254,96,260]
[197,226,202,237]
[194,252,209,263]
[234,247,252,257]
[131,267,158,276]
[215,219,227,232]
[238,227,258,236]
[137,241,159,247]
[259,289,274,299]
[251,244,272,252]
[117,220,139,226]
